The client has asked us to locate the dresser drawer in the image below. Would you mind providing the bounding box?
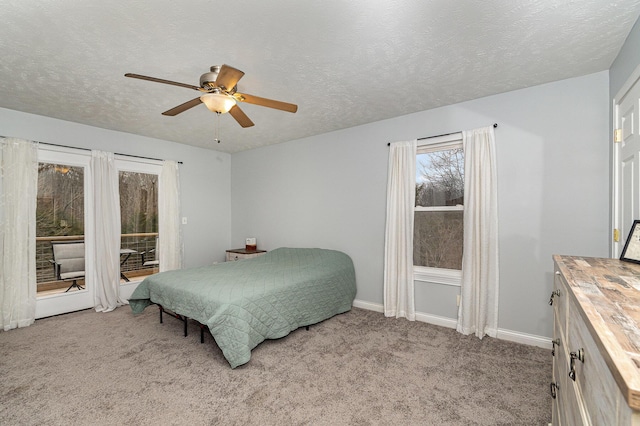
[225,250,266,262]
[567,305,619,426]
[557,345,591,425]
[554,315,589,426]
[552,269,569,339]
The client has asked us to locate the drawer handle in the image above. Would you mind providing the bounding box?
[569,348,585,381]
[551,338,560,357]
[550,381,559,399]
[548,290,560,305]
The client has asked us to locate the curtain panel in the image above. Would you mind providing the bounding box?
[0,138,38,330]
[158,160,182,272]
[457,126,499,338]
[91,150,127,312]
[383,140,417,321]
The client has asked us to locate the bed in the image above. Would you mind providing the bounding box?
[128,247,356,368]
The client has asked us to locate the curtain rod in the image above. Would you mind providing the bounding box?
[387,123,498,146]
[1,137,183,164]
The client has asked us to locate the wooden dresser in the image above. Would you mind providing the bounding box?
[551,255,640,425]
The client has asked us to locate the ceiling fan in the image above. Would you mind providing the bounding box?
[124,64,298,129]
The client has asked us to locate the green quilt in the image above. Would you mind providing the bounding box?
[129,247,356,368]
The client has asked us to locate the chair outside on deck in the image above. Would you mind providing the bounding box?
[50,240,86,292]
[140,237,159,268]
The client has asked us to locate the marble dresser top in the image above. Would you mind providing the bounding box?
[553,255,640,409]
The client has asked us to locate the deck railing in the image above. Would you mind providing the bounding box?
[36,233,159,285]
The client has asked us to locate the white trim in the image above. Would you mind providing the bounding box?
[37,143,89,157]
[611,65,640,258]
[114,153,162,167]
[415,205,464,212]
[35,148,94,318]
[119,280,142,300]
[612,96,620,258]
[115,157,162,174]
[496,328,552,349]
[352,299,551,349]
[417,133,463,149]
[353,299,383,312]
[413,266,461,286]
[415,311,458,329]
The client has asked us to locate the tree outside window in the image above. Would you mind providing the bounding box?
[414,144,464,270]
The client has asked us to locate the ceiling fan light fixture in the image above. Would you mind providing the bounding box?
[200,92,236,113]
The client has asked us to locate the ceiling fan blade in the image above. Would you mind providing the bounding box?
[125,73,201,91]
[215,64,245,91]
[228,105,255,128]
[235,92,298,113]
[162,97,202,116]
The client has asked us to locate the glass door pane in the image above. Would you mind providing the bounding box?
[36,162,85,296]
[119,170,158,283]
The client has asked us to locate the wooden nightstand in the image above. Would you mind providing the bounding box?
[225,248,267,262]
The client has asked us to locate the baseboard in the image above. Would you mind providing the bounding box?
[414,312,458,329]
[352,298,552,349]
[352,299,383,312]
[496,328,551,349]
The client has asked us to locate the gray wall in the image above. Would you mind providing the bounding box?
[231,71,610,339]
[610,16,640,100]
[0,107,232,267]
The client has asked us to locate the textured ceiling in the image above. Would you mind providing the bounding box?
[1,0,639,153]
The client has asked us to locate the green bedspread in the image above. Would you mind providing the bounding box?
[129,247,356,368]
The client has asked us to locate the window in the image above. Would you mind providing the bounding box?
[414,135,464,283]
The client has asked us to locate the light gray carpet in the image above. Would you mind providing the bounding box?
[0,306,551,425]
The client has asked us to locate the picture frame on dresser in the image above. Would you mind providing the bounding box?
[620,219,640,264]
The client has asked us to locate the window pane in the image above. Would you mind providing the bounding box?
[119,171,158,234]
[119,171,159,282]
[37,163,85,237]
[416,148,464,207]
[413,210,463,269]
[36,163,85,289]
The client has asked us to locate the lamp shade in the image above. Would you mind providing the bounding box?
[200,93,237,113]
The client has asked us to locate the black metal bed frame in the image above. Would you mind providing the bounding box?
[158,304,208,343]
[157,304,310,346]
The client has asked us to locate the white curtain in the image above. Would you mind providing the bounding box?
[457,126,499,338]
[0,138,38,330]
[91,150,126,312]
[384,140,417,321]
[158,160,182,272]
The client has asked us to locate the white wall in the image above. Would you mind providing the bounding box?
[231,71,610,339]
[0,107,232,267]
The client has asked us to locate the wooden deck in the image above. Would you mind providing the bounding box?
[36,268,158,297]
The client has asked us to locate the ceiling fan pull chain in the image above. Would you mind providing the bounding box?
[215,111,221,143]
